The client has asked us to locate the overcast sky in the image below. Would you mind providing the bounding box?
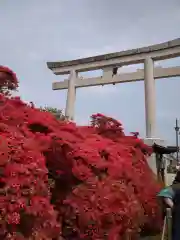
[0,0,180,144]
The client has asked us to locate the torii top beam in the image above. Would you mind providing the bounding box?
[47,38,180,75]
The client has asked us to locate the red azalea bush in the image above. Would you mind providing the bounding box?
[0,66,162,239]
[0,66,18,95]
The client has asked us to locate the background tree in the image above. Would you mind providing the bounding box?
[40,106,65,120]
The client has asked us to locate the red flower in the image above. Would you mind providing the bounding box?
[6,212,20,224]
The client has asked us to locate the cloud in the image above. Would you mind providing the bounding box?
[28,52,44,62]
[85,85,117,95]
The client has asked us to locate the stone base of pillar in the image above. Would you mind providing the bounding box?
[143,138,167,175]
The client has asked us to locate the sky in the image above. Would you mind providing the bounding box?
[0,0,180,144]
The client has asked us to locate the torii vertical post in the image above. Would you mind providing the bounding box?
[144,57,156,138]
[65,70,77,120]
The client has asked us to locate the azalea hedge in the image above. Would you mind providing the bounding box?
[0,66,162,239]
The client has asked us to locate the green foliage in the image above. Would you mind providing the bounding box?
[40,106,65,120]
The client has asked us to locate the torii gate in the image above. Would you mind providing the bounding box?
[47,38,180,139]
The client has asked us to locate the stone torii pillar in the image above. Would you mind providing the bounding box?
[65,70,77,120]
[144,57,156,138]
[144,57,160,176]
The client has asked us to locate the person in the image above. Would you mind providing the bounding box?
[158,171,180,240]
[167,160,175,173]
